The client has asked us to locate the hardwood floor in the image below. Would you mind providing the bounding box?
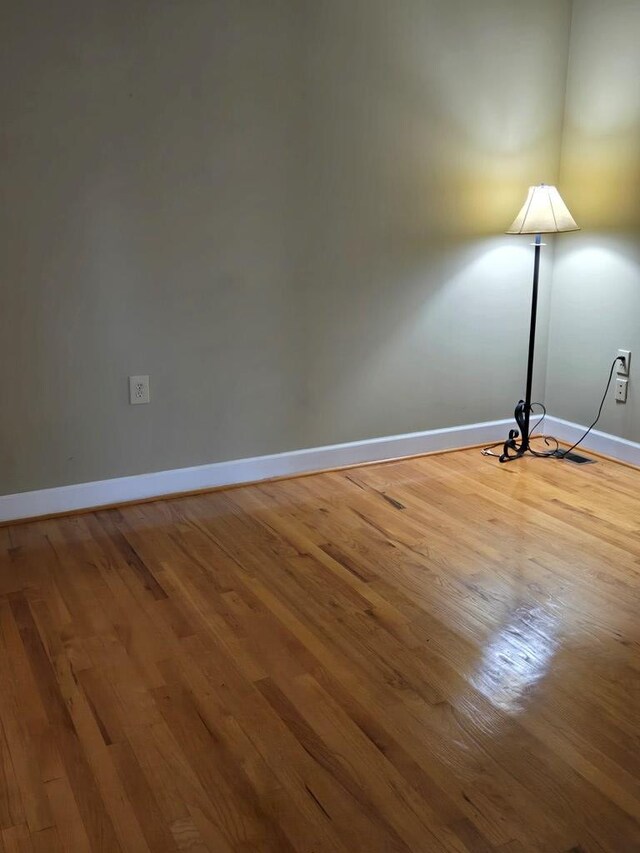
[0,448,639,852]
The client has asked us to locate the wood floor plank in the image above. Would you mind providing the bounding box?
[1,823,32,853]
[8,597,121,852]
[0,724,24,833]
[0,448,639,850]
[29,825,63,853]
[0,611,52,835]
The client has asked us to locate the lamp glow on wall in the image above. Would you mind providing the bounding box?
[499,184,579,462]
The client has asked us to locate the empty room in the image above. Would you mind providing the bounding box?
[1,1,639,850]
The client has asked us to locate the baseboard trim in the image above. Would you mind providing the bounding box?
[0,418,512,524]
[545,416,640,468]
[5,415,638,525]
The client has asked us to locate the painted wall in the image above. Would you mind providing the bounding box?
[0,0,571,494]
[545,0,640,439]
[299,0,568,447]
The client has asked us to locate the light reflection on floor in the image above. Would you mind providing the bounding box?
[471,602,562,714]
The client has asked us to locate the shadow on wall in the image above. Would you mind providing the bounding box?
[303,237,537,446]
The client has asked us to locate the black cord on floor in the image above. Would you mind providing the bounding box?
[556,355,624,458]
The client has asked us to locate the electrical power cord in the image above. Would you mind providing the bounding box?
[555,355,624,459]
[481,355,625,460]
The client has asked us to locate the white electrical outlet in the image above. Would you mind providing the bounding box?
[617,349,631,376]
[615,377,628,403]
[129,375,150,405]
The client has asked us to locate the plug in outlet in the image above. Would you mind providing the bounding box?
[129,375,150,405]
[617,349,631,376]
[615,377,628,403]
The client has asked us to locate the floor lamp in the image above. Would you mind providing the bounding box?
[499,184,579,463]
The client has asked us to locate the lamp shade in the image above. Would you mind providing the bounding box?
[506,184,579,234]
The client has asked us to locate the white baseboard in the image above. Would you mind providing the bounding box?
[0,418,512,524]
[4,415,638,524]
[545,415,640,467]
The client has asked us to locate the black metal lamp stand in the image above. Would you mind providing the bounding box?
[499,234,543,463]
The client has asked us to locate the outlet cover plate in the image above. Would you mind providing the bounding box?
[617,349,631,376]
[129,375,150,405]
[615,377,628,403]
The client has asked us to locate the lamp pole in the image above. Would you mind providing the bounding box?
[523,233,543,440]
[499,234,542,462]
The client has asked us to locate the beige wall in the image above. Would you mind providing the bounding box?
[0,0,571,495]
[299,0,570,446]
[545,0,640,438]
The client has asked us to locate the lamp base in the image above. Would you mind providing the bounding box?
[499,399,558,463]
[499,400,531,462]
